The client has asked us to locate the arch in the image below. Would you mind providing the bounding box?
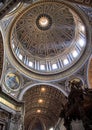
[0,31,4,80]
[22,83,68,129]
[18,82,68,100]
[28,118,45,130]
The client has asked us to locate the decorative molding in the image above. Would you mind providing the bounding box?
[0,0,20,19]
[65,0,92,7]
[22,75,35,85]
[0,89,23,112]
[78,5,92,26]
[0,0,92,20]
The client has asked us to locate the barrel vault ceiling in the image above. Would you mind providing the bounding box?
[23,85,67,129]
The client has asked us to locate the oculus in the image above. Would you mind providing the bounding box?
[36,14,52,30]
